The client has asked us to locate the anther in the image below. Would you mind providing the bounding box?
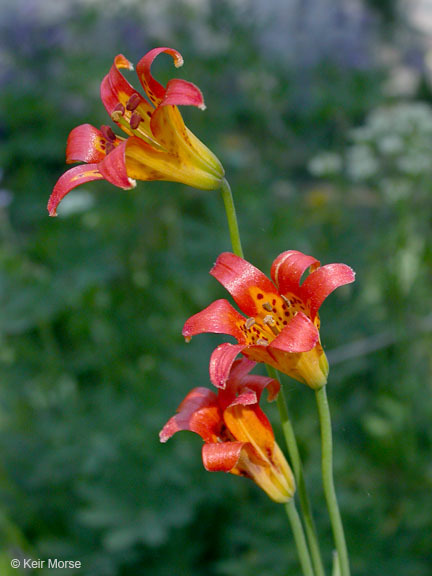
[256,338,269,346]
[126,93,141,111]
[262,302,273,312]
[130,111,143,130]
[245,318,255,329]
[263,315,280,336]
[105,142,115,155]
[111,103,125,121]
[100,125,116,142]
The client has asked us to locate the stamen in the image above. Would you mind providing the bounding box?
[105,142,115,155]
[130,111,143,130]
[126,93,141,111]
[256,338,269,346]
[100,125,116,141]
[262,302,273,312]
[263,315,280,336]
[245,317,256,329]
[282,295,291,307]
[111,103,125,122]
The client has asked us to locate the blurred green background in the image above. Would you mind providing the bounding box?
[0,0,431,574]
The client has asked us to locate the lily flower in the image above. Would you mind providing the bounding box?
[48,47,224,216]
[183,251,355,389]
[160,358,295,503]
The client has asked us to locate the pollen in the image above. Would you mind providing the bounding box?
[111,103,125,121]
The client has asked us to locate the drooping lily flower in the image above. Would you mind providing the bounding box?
[160,358,295,503]
[48,48,224,216]
[183,251,355,389]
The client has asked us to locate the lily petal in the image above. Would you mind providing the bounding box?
[269,312,319,354]
[183,299,246,342]
[159,387,220,443]
[65,124,108,164]
[271,250,320,296]
[100,60,153,136]
[162,77,205,110]
[211,253,279,317]
[224,404,274,454]
[136,46,184,106]
[97,141,135,189]
[125,135,221,190]
[48,164,105,216]
[221,358,279,406]
[209,342,247,389]
[202,441,245,472]
[300,263,356,320]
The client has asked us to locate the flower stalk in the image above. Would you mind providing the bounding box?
[285,499,316,576]
[218,180,320,576]
[315,386,350,576]
[220,178,244,258]
[270,366,326,576]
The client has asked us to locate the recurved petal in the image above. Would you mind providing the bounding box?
[271,250,320,296]
[136,46,184,106]
[97,141,135,189]
[211,253,278,317]
[269,312,319,353]
[161,78,205,110]
[300,263,356,320]
[100,58,153,136]
[159,387,221,443]
[209,343,247,389]
[220,357,279,407]
[66,124,107,164]
[47,164,104,216]
[230,374,280,404]
[202,441,246,472]
[182,299,246,341]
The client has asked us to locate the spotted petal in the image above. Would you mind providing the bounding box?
[211,253,279,317]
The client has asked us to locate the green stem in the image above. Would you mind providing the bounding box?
[285,500,315,576]
[220,178,244,258]
[268,367,326,576]
[219,179,323,575]
[315,386,350,576]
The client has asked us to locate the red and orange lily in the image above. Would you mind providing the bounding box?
[183,251,355,389]
[48,47,224,216]
[160,358,295,503]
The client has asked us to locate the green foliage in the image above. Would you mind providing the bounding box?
[0,2,431,576]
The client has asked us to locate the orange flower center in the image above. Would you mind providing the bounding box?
[237,288,317,346]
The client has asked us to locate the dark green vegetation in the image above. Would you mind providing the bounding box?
[0,2,431,575]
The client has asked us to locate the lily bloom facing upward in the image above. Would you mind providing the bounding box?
[48,47,224,216]
[160,358,295,503]
[183,251,355,389]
